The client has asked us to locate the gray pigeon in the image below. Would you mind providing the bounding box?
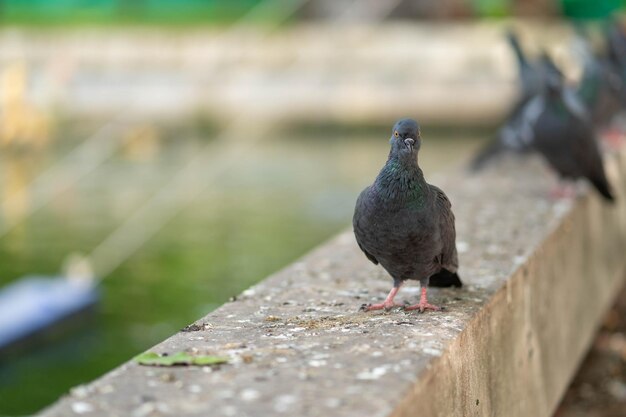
[606,18,626,91]
[526,54,615,201]
[575,26,624,129]
[353,119,462,312]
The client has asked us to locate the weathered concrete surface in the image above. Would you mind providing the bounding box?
[39,150,626,417]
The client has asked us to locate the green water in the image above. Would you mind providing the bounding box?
[0,121,482,415]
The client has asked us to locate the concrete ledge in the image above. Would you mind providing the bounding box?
[40,150,626,417]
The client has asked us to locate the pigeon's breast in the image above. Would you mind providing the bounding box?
[354,197,442,281]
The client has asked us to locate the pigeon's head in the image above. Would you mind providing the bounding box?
[390,118,421,155]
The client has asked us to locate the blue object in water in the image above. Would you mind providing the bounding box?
[0,276,99,352]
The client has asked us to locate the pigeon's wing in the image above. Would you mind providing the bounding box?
[353,187,379,265]
[357,242,379,265]
[429,185,458,272]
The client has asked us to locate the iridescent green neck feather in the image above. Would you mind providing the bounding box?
[374,154,427,208]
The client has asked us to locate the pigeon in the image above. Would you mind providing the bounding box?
[470,30,541,170]
[575,26,624,129]
[524,54,615,201]
[353,119,462,312]
[606,18,626,83]
[601,19,626,148]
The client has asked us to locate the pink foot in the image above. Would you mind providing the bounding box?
[549,184,576,200]
[404,302,441,312]
[361,284,403,312]
[601,129,625,151]
[361,301,404,311]
[404,287,441,313]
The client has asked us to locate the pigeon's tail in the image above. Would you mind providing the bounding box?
[429,269,462,288]
[468,137,503,172]
[590,175,616,202]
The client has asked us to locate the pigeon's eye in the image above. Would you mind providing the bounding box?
[394,131,399,138]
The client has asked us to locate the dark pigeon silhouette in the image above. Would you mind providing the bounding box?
[526,54,615,202]
[353,119,462,313]
[470,30,541,171]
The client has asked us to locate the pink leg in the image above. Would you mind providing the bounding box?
[549,183,576,200]
[404,287,441,313]
[601,128,625,151]
[362,284,404,311]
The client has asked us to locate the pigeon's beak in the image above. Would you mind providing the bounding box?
[404,138,415,151]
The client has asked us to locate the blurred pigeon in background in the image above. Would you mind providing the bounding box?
[606,18,626,85]
[523,54,615,201]
[472,24,626,174]
[603,18,626,147]
[353,118,461,313]
[574,26,624,131]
